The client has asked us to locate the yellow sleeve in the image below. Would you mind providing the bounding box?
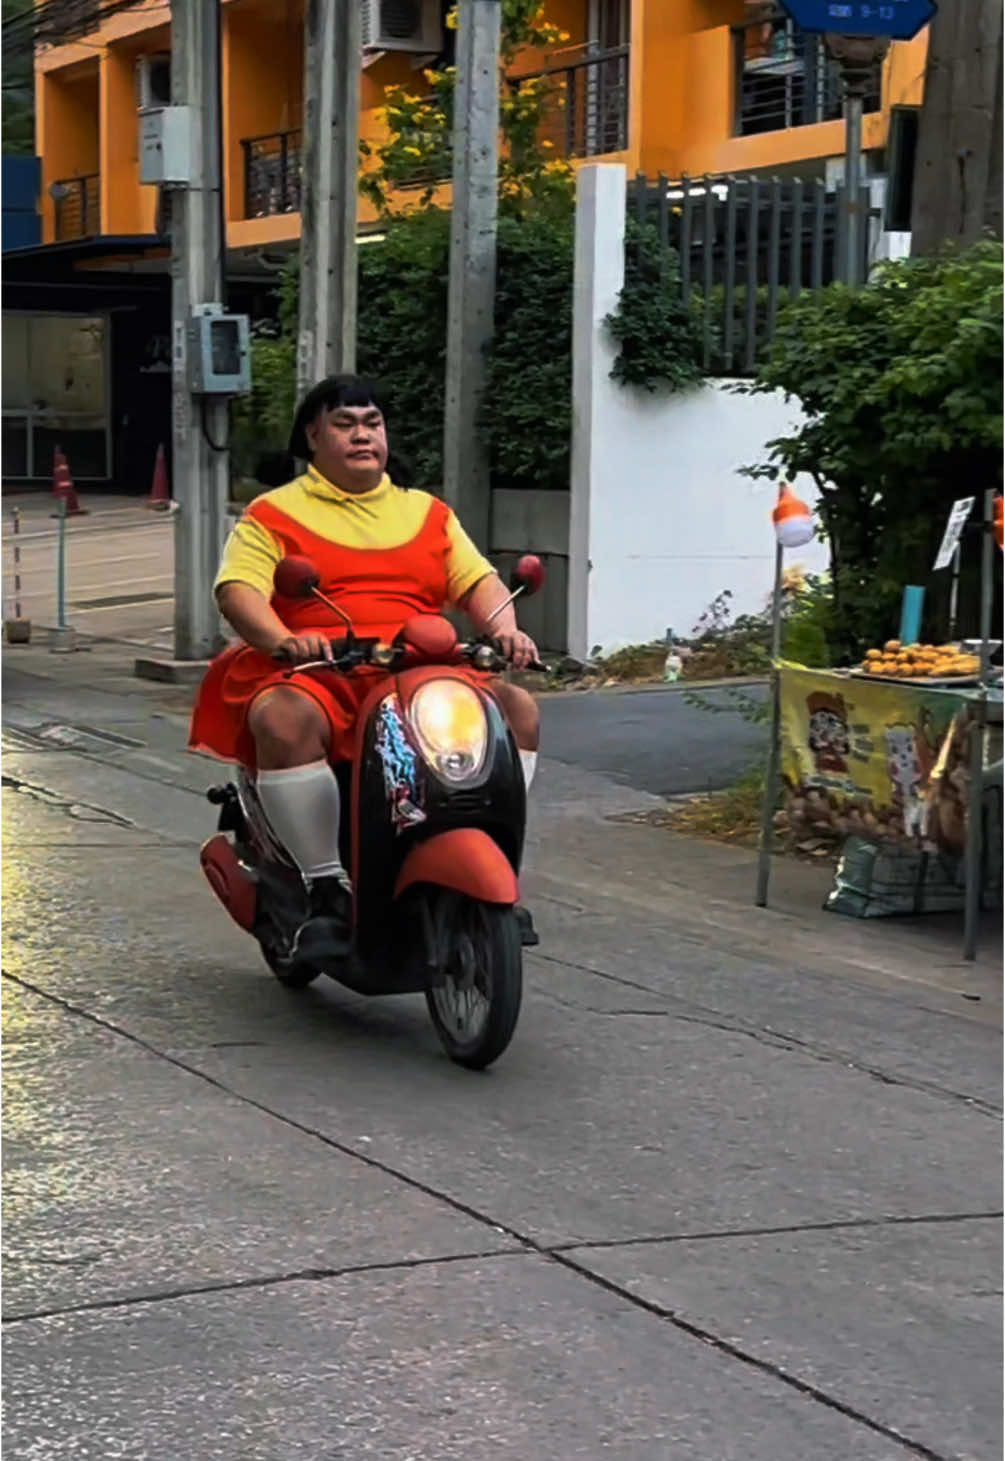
[214,513,282,599]
[445,510,494,604]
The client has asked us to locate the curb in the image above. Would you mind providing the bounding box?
[507,672,769,697]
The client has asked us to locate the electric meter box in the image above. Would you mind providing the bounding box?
[139,107,193,186]
[188,306,251,396]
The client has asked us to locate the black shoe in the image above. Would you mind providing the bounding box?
[292,876,352,962]
[515,904,539,948]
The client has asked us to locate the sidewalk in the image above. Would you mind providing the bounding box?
[5,633,1001,1018]
[3,491,155,532]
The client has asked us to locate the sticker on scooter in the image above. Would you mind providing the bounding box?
[375,696,426,833]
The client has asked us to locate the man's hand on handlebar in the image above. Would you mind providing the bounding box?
[495,629,539,671]
[272,632,334,664]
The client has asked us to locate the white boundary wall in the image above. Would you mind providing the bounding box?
[568,164,831,660]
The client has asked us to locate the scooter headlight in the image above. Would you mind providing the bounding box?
[409,679,488,783]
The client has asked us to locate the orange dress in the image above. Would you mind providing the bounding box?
[189,468,494,767]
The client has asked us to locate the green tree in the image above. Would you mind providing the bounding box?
[2,0,36,155]
[359,0,575,219]
[741,240,1003,659]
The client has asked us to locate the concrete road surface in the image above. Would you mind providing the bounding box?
[1,647,1001,1461]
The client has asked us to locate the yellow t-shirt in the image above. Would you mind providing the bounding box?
[216,466,493,609]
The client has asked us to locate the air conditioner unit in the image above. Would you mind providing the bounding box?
[136,54,171,111]
[361,0,442,54]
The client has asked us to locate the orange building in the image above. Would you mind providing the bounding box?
[4,0,928,487]
[32,0,927,248]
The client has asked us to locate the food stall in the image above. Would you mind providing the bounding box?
[776,658,1002,919]
[756,489,1003,958]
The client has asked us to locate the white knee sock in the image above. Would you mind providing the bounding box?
[256,761,348,884]
[520,749,538,790]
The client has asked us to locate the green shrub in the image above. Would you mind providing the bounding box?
[741,240,1003,660]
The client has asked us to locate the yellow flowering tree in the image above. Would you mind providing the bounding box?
[360,2,575,217]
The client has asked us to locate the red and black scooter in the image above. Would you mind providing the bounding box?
[200,553,546,1069]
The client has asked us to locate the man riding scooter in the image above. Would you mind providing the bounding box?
[189,374,541,962]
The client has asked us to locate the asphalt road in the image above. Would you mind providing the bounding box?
[540,685,767,796]
[1,655,1001,1461]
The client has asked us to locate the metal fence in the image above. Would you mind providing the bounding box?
[243,129,302,219]
[733,15,880,136]
[510,46,630,159]
[628,172,880,375]
[52,175,100,240]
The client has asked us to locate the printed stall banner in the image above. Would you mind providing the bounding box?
[779,663,968,844]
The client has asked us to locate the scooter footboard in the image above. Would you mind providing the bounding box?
[393,829,518,905]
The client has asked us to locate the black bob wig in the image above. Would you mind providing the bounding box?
[285,374,412,487]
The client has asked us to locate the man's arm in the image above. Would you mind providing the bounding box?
[214,510,332,663]
[461,573,539,671]
[217,584,334,663]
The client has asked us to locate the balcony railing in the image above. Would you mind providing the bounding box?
[243,129,302,219]
[52,175,100,240]
[510,46,630,160]
[733,17,881,135]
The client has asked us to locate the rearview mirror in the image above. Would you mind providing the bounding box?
[274,555,320,599]
[510,554,545,598]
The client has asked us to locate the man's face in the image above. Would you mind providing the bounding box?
[306,402,388,492]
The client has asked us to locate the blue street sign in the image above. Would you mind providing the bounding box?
[779,0,936,40]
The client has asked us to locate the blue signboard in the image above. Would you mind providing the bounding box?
[780,0,936,40]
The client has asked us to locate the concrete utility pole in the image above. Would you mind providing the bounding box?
[443,0,501,550]
[297,0,361,395]
[910,0,1003,254]
[170,0,228,660]
[825,34,889,286]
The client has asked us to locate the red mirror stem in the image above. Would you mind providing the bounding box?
[309,585,354,632]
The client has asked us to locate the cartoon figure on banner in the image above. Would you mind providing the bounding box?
[374,697,426,833]
[806,690,851,775]
[885,714,939,837]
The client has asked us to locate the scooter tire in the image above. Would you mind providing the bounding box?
[260,943,322,989]
[425,900,523,1070]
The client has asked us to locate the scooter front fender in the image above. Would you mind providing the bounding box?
[393,829,518,905]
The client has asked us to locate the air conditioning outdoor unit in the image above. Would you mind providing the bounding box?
[361,0,442,54]
[136,54,171,111]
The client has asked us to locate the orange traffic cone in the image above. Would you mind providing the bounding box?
[147,443,171,511]
[50,447,88,517]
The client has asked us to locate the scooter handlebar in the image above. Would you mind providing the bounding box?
[274,637,550,677]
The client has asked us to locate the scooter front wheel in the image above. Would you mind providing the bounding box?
[425,897,522,1070]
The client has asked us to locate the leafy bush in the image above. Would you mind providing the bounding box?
[484,210,575,491]
[741,240,1003,660]
[234,207,701,492]
[606,221,705,393]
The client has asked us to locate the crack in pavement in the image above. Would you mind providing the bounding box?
[530,950,1003,1118]
[1,969,964,1460]
[2,745,208,806]
[1,774,137,828]
[549,1209,1003,1254]
[2,1247,526,1326]
[547,1249,950,1461]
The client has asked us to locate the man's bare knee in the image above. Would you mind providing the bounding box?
[249,688,329,768]
[496,683,539,750]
